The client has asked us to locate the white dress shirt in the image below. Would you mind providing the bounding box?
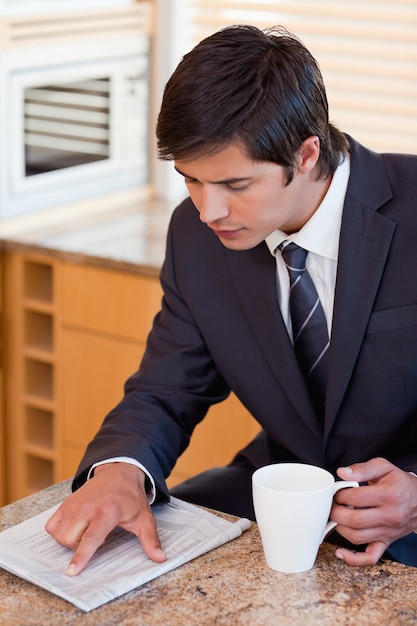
[265,154,350,340]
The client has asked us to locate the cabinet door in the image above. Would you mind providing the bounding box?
[60,262,161,479]
[61,328,145,479]
[61,263,162,341]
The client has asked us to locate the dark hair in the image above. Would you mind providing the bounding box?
[156,25,349,184]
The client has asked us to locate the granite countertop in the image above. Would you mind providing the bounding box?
[0,197,174,276]
[1,482,417,625]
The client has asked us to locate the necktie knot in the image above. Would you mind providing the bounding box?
[280,242,308,281]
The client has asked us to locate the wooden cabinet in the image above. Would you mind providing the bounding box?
[3,250,259,502]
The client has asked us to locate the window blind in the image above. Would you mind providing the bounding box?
[174,0,417,154]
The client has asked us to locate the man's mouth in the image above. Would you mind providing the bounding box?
[211,228,242,238]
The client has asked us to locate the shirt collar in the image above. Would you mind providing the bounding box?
[265,154,350,261]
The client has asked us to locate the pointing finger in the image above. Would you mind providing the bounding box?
[65,520,110,576]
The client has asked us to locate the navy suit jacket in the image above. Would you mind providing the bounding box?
[74,137,417,561]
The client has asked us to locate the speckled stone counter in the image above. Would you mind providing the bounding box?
[1,482,417,625]
[0,199,173,276]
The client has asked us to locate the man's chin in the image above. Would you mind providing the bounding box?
[218,236,261,251]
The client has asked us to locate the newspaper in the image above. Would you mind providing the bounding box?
[0,496,251,612]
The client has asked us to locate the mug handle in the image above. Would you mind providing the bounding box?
[321,480,359,541]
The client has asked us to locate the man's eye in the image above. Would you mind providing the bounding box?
[228,184,249,192]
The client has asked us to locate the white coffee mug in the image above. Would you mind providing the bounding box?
[252,463,359,573]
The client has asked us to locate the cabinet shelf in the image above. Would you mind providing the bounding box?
[23,260,53,304]
[24,310,54,353]
[24,395,56,412]
[5,248,61,499]
[25,359,54,400]
[24,347,55,363]
[24,443,56,461]
[25,406,54,450]
[23,298,56,314]
[25,455,54,494]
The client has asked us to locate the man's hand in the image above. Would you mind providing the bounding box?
[45,463,166,576]
[331,457,417,566]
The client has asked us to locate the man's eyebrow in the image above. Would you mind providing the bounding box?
[174,166,251,185]
[174,165,194,178]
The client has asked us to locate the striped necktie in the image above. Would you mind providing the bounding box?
[279,242,330,419]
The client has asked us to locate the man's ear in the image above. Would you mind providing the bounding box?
[297,136,320,174]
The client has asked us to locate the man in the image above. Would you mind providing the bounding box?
[46,25,417,575]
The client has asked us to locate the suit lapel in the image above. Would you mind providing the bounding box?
[325,143,396,435]
[221,138,396,440]
[224,242,322,437]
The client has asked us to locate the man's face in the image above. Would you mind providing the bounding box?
[174,142,321,250]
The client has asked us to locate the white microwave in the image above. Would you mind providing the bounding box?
[0,8,151,218]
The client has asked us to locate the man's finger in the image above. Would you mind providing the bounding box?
[45,507,90,550]
[65,521,110,576]
[136,507,167,563]
[334,540,387,566]
[337,458,393,484]
[44,507,64,534]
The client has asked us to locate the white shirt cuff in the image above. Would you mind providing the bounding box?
[87,457,157,504]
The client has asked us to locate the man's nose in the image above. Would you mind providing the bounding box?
[198,187,229,224]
